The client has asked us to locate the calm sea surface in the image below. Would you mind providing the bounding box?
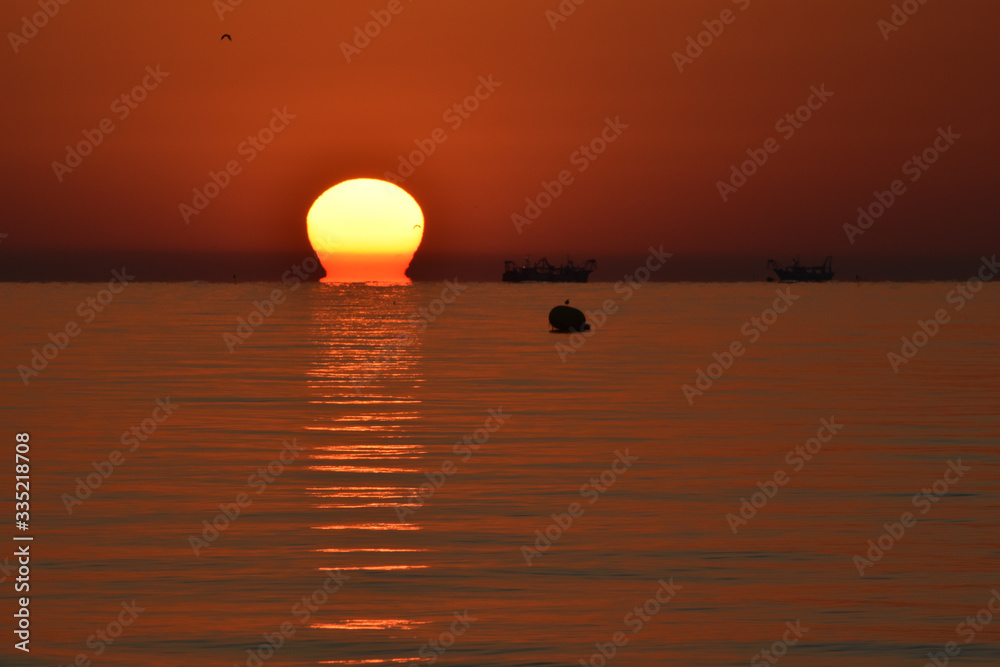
[0,281,998,666]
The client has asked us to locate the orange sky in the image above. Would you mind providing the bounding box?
[1,0,998,279]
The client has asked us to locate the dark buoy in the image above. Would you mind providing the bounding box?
[549,303,589,333]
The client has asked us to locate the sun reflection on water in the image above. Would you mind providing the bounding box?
[307,287,431,663]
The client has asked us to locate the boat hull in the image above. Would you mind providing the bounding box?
[502,271,592,283]
[503,258,596,283]
[767,257,834,283]
[771,269,834,283]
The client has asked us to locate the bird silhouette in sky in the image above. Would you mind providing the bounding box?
[221,34,232,41]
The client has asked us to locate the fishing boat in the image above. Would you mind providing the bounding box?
[502,257,596,283]
[766,256,834,283]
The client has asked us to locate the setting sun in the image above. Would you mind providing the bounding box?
[307,178,424,284]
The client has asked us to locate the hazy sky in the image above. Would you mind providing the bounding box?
[2,0,998,279]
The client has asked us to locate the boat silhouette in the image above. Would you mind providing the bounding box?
[503,257,596,283]
[766,256,834,283]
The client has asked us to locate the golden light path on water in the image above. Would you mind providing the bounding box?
[319,658,422,664]
[308,466,420,473]
[305,287,432,663]
[314,620,426,631]
[320,565,430,571]
[317,548,426,553]
[312,523,421,531]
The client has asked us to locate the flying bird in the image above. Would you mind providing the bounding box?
[221,34,232,41]
[413,225,422,230]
